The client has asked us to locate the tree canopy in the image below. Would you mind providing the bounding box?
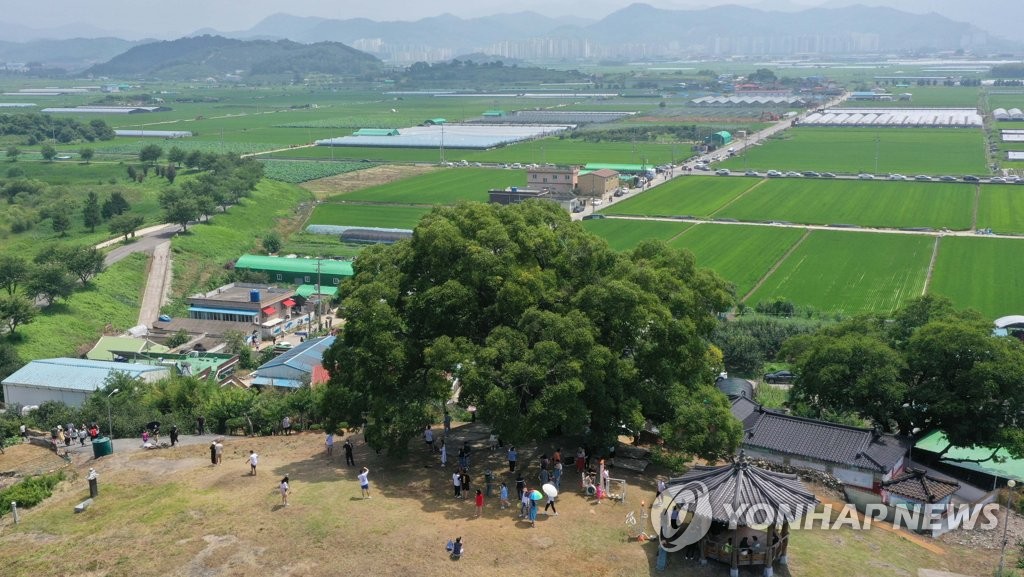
[788,295,1024,463]
[322,201,737,457]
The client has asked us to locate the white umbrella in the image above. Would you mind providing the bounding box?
[542,483,558,498]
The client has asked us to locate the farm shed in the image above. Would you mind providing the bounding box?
[913,430,1024,490]
[234,255,353,286]
[577,168,619,197]
[114,130,193,138]
[251,336,336,389]
[731,397,909,492]
[86,336,169,361]
[994,108,1009,120]
[2,358,170,408]
[711,131,733,147]
[353,128,400,136]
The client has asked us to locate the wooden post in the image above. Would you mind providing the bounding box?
[698,535,708,565]
[764,524,777,577]
[730,528,740,577]
[779,521,791,565]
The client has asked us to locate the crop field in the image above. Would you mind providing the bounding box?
[669,224,806,297]
[717,179,975,230]
[838,86,981,108]
[260,160,372,183]
[721,128,987,175]
[333,167,523,204]
[602,177,754,217]
[581,218,690,251]
[308,203,431,229]
[746,230,933,314]
[976,185,1024,233]
[929,236,1024,318]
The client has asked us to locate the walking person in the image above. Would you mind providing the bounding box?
[215,440,224,464]
[507,446,518,472]
[248,451,259,475]
[279,476,290,506]
[539,467,550,487]
[210,442,217,465]
[474,489,484,517]
[528,495,538,527]
[515,473,525,501]
[423,425,435,453]
[19,423,27,443]
[452,470,462,499]
[575,447,586,474]
[520,487,531,519]
[282,416,292,436]
[443,411,452,435]
[170,425,179,447]
[78,426,87,446]
[325,432,334,457]
[440,440,448,468]
[197,415,206,436]
[499,482,510,509]
[544,494,557,516]
[552,461,563,491]
[343,438,355,466]
[460,469,471,497]
[358,467,371,499]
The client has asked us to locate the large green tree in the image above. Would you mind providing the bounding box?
[159,186,198,232]
[0,294,37,335]
[83,191,102,232]
[0,255,30,296]
[321,201,735,456]
[26,263,76,306]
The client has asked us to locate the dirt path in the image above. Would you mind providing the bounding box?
[741,228,811,303]
[922,236,942,295]
[137,240,172,325]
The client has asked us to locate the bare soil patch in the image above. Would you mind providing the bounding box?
[301,164,435,200]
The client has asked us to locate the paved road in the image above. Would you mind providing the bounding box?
[99,224,179,267]
[137,240,172,325]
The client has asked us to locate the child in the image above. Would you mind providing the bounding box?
[499,482,510,509]
[141,429,149,444]
[248,451,259,475]
[449,536,464,560]
[280,476,290,506]
[358,467,371,499]
[475,489,484,517]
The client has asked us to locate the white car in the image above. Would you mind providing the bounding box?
[592,199,603,206]
[715,169,731,176]
[888,174,906,181]
[858,173,875,180]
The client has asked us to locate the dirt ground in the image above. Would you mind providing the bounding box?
[0,424,1009,577]
[301,164,436,200]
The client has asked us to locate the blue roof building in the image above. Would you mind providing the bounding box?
[2,358,171,408]
[251,336,335,389]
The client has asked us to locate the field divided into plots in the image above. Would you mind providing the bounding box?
[307,204,431,229]
[929,236,1024,318]
[745,230,933,314]
[976,185,1024,233]
[602,177,755,217]
[331,168,523,204]
[581,219,690,252]
[717,179,975,230]
[669,224,806,297]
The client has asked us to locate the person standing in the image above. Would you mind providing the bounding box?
[279,476,290,506]
[553,448,562,467]
[499,482,510,509]
[78,426,87,446]
[515,473,525,501]
[210,441,217,465]
[282,416,292,436]
[452,470,462,499]
[474,489,484,517]
[656,478,667,506]
[343,438,355,466]
[540,454,550,472]
[248,451,259,475]
[215,440,224,464]
[170,426,179,447]
[19,423,27,443]
[575,447,586,474]
[440,440,448,468]
[460,469,471,497]
[507,446,518,472]
[423,425,435,453]
[443,411,452,435]
[325,432,334,457]
[539,467,550,487]
[552,461,563,491]
[520,487,531,519]
[197,415,206,436]
[358,467,371,499]
[528,495,538,527]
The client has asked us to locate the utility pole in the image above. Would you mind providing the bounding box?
[874,135,880,174]
[316,259,323,333]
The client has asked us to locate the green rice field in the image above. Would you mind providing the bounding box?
[334,168,524,204]
[928,236,1024,318]
[721,128,987,175]
[669,224,806,297]
[717,179,975,230]
[746,230,933,314]
[581,218,690,251]
[976,185,1024,233]
[602,177,755,217]
[308,203,431,229]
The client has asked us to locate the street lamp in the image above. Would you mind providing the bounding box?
[106,388,120,439]
[998,479,1017,577]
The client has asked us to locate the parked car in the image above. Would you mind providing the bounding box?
[914,175,932,181]
[582,214,606,220]
[857,173,875,180]
[785,171,802,177]
[963,175,980,182]
[766,170,782,177]
[939,175,957,182]
[591,199,603,206]
[888,174,906,181]
[802,171,820,177]
[715,168,731,176]
[613,188,625,197]
[821,172,837,178]
[764,370,796,384]
[745,170,760,177]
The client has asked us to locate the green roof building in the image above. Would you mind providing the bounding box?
[296,284,339,298]
[86,336,169,361]
[353,128,400,136]
[710,131,733,147]
[234,255,353,287]
[482,110,506,117]
[583,163,652,175]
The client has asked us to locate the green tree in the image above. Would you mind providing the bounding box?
[0,255,30,296]
[40,144,57,162]
[51,211,71,236]
[79,147,95,164]
[0,341,22,384]
[6,146,20,162]
[101,191,130,219]
[108,213,145,241]
[167,146,186,167]
[167,328,191,348]
[159,186,198,232]
[83,191,102,232]
[139,144,163,165]
[184,150,203,170]
[45,245,104,284]
[320,201,733,455]
[26,263,76,306]
[262,232,282,254]
[0,294,37,335]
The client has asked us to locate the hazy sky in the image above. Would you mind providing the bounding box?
[1,0,1004,40]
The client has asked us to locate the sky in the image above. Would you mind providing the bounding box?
[0,0,1011,40]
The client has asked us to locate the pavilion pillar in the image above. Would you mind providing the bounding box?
[764,523,777,577]
[698,536,708,566]
[730,528,740,577]
[779,521,791,565]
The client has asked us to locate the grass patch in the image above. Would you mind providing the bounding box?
[260,160,372,183]
[581,218,690,251]
[12,253,148,361]
[747,230,932,314]
[334,167,524,204]
[721,127,987,175]
[603,176,755,217]
[670,224,805,296]
[308,203,431,229]
[976,184,1024,233]
[929,236,1024,318]
[718,179,974,230]
[279,232,365,259]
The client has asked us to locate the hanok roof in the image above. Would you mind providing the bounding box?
[666,457,818,525]
[734,403,909,472]
[86,336,169,361]
[2,358,170,392]
[251,336,336,389]
[716,377,754,399]
[882,468,959,503]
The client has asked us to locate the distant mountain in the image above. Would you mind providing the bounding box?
[84,35,381,80]
[0,37,147,72]
[0,20,132,42]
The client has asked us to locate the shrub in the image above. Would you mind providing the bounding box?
[0,471,66,511]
